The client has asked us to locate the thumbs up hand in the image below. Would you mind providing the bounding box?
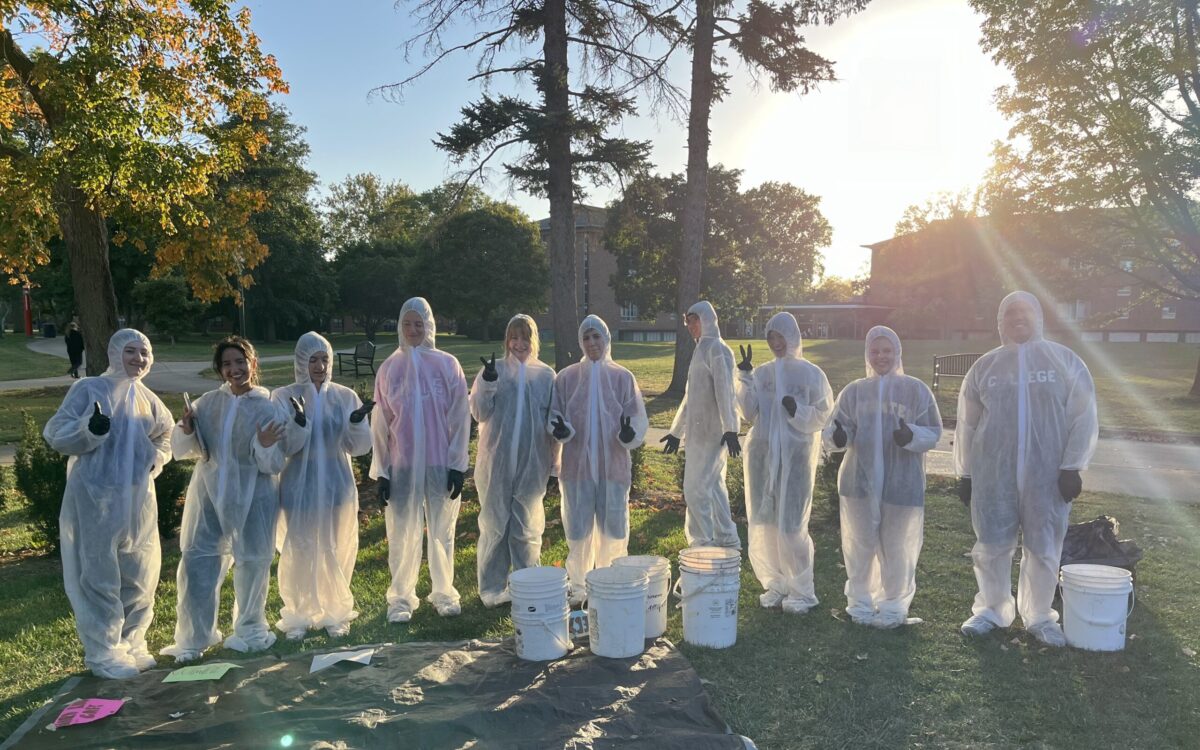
[893,417,913,447]
[88,402,111,436]
[618,415,635,444]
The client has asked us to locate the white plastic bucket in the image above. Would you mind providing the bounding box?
[513,605,571,661]
[1060,564,1135,652]
[612,555,671,638]
[509,566,569,616]
[676,547,741,649]
[586,566,649,658]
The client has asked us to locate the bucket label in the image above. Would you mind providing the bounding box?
[588,607,599,642]
[569,610,588,638]
[514,627,524,654]
[725,598,738,617]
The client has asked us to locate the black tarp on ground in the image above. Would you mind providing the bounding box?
[9,638,754,749]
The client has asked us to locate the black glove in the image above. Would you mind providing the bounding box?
[958,477,972,507]
[832,420,847,448]
[480,353,497,383]
[350,398,375,424]
[781,395,797,418]
[551,415,571,440]
[737,344,753,372]
[893,417,913,447]
[618,415,635,444]
[289,396,307,427]
[447,469,465,500]
[88,401,110,436]
[660,433,680,454]
[378,477,390,507]
[1058,469,1082,503]
[721,431,741,458]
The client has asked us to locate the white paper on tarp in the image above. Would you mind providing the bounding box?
[309,648,375,674]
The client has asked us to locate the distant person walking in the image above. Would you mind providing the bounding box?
[66,322,85,378]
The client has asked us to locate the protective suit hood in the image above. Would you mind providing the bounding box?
[864,325,904,377]
[765,312,802,359]
[688,301,721,339]
[398,297,437,351]
[578,314,612,361]
[997,291,1045,346]
[103,328,154,381]
[294,331,335,386]
[506,314,541,363]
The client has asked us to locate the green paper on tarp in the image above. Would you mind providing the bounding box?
[162,662,240,683]
[9,639,753,749]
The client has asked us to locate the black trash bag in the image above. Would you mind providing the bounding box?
[1060,515,1143,572]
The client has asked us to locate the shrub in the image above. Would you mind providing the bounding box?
[13,411,67,552]
[155,459,194,539]
[629,445,645,496]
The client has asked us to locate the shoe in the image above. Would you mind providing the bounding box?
[782,597,816,615]
[846,603,876,625]
[960,615,997,637]
[388,609,413,623]
[128,649,157,671]
[495,589,512,606]
[92,661,140,680]
[871,612,916,630]
[225,631,276,653]
[435,600,462,617]
[326,624,350,638]
[480,592,503,609]
[1027,620,1066,648]
[285,628,306,641]
[165,649,201,664]
[759,590,785,609]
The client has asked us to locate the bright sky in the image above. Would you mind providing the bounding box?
[244,0,1012,279]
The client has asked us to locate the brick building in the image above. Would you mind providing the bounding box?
[864,216,1200,343]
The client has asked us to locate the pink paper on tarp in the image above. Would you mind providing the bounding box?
[53,698,126,728]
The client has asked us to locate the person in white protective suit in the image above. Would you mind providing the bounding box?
[736,312,834,615]
[550,315,648,603]
[162,336,299,663]
[823,326,942,628]
[469,314,558,608]
[44,329,174,679]
[272,332,374,639]
[370,297,471,621]
[661,301,742,549]
[955,291,1098,647]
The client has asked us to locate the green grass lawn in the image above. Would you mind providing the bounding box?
[1,457,1197,746]
[0,335,76,381]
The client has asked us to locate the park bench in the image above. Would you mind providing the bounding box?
[337,340,377,377]
[932,352,982,391]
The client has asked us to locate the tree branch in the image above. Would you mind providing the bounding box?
[0,29,62,125]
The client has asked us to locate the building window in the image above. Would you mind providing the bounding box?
[1117,286,1131,297]
[1163,305,1177,320]
[1120,259,1134,272]
[620,301,639,322]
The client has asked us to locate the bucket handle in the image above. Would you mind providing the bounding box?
[672,574,731,609]
[1059,585,1136,627]
[528,616,572,652]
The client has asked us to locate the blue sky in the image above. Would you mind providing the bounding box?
[245,0,1011,278]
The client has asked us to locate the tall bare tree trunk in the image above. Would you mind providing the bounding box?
[543,0,580,369]
[667,0,716,395]
[55,178,119,376]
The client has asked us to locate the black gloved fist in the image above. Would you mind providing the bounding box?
[781,395,797,418]
[721,431,741,458]
[618,415,635,444]
[660,433,680,454]
[1058,469,1082,503]
[832,420,847,448]
[447,469,465,500]
[350,398,375,424]
[893,417,913,447]
[958,477,972,507]
[378,477,390,507]
[88,401,110,436]
[551,415,571,440]
[480,353,498,383]
[289,396,307,427]
[737,344,753,372]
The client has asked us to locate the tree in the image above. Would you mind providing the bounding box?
[973,0,1200,395]
[131,276,204,344]
[420,202,548,340]
[894,189,982,236]
[806,274,866,303]
[667,0,870,393]
[0,2,286,374]
[387,0,677,368]
[334,241,413,341]
[608,166,831,322]
[323,174,425,252]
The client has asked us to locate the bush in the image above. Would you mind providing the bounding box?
[13,411,67,552]
[155,459,194,539]
[629,445,645,496]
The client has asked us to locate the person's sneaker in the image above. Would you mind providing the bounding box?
[92,662,140,680]
[326,624,350,638]
[435,599,462,617]
[1027,620,1067,648]
[129,649,157,671]
[285,628,307,641]
[782,597,816,615]
[480,592,504,609]
[960,614,997,637]
[388,609,413,624]
[167,649,201,664]
[495,589,512,606]
[759,590,785,609]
